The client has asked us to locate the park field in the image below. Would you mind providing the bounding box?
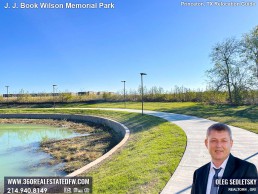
[56,102,258,134]
[0,102,257,133]
[0,102,256,192]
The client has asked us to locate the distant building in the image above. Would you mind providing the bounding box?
[2,91,114,98]
[77,91,96,96]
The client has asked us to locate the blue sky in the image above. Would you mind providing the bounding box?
[0,0,257,94]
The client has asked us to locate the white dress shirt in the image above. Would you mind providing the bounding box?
[206,156,229,194]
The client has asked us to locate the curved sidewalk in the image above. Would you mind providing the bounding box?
[60,108,258,194]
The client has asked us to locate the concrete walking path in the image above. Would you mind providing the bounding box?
[59,108,258,194]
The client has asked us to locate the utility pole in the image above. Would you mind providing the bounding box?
[53,84,57,109]
[140,73,147,115]
[5,86,9,105]
[121,81,126,108]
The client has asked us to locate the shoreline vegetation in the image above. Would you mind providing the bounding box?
[0,118,118,174]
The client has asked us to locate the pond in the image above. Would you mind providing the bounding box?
[0,123,83,191]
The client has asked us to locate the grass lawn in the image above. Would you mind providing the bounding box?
[0,109,186,193]
[50,102,258,134]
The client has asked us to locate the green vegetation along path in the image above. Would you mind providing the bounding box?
[63,108,258,194]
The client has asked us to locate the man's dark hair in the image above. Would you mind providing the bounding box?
[206,123,232,139]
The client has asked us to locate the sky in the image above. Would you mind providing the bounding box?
[0,0,258,94]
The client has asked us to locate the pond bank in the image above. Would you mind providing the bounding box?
[0,118,118,173]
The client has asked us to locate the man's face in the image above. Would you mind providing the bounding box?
[205,129,233,165]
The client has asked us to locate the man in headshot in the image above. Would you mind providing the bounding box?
[191,123,258,194]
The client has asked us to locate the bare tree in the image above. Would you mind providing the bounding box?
[207,36,257,104]
[242,25,258,78]
[207,38,241,104]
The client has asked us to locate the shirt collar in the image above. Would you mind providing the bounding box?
[210,155,229,170]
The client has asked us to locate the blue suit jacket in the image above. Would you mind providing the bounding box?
[191,154,258,194]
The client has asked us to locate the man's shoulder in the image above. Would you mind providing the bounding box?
[231,155,255,166]
[226,154,258,178]
[194,162,210,175]
[230,155,256,168]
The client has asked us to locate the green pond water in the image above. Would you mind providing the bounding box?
[0,123,83,191]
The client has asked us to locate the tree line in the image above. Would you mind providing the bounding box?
[107,85,257,105]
